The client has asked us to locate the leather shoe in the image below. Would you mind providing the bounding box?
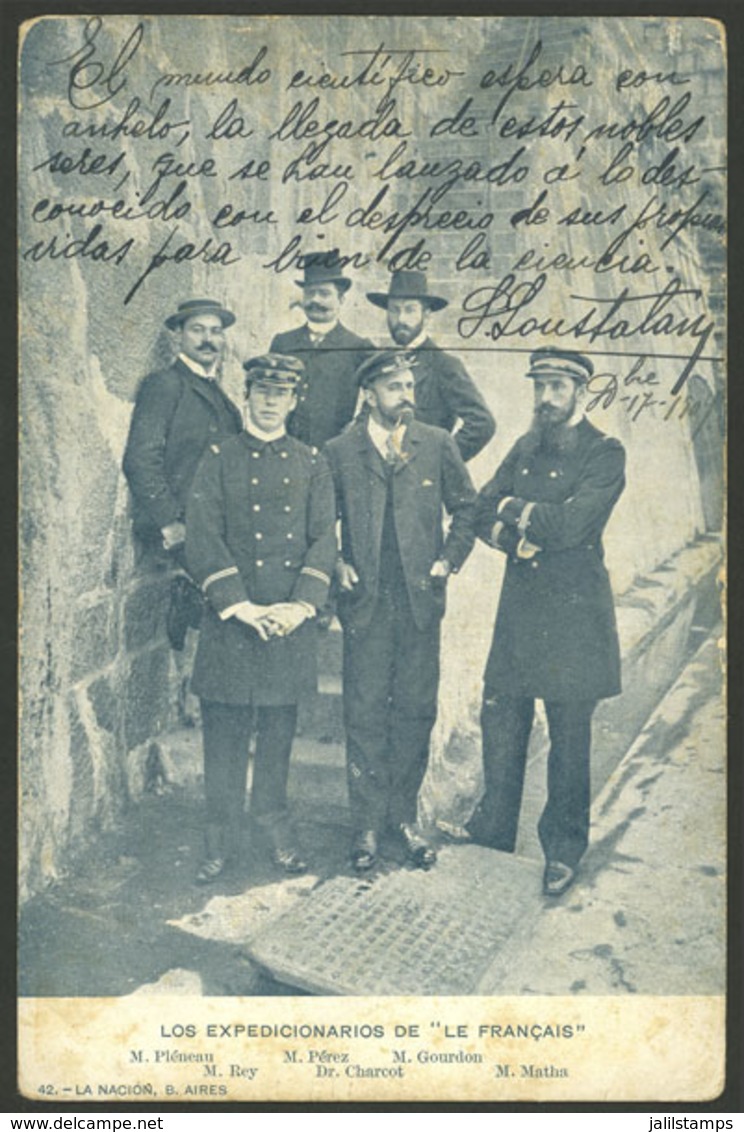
[543,860,576,897]
[271,847,307,876]
[195,857,227,885]
[400,823,437,869]
[351,830,377,873]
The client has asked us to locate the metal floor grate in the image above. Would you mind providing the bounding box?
[248,847,542,996]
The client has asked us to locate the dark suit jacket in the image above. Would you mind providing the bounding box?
[325,418,477,631]
[476,417,626,701]
[123,358,242,540]
[411,337,495,462]
[270,322,374,448]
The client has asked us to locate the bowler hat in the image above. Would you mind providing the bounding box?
[243,353,305,391]
[367,270,448,312]
[165,298,236,330]
[295,253,352,293]
[355,349,418,389]
[526,347,594,384]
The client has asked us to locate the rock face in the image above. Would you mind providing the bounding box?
[18,15,724,901]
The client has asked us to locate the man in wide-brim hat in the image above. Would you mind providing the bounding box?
[186,353,337,884]
[366,270,495,463]
[466,346,626,898]
[123,298,243,650]
[269,253,374,449]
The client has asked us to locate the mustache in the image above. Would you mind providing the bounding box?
[197,342,219,352]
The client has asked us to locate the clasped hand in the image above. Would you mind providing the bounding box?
[231,601,311,641]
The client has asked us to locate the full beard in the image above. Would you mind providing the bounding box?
[527,410,580,454]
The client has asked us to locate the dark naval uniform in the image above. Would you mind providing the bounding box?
[409,337,495,463]
[185,429,336,862]
[467,414,626,871]
[270,323,374,448]
[325,415,476,835]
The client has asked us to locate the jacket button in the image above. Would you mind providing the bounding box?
[284,560,292,567]
[252,451,260,459]
[253,504,261,512]
[283,477,290,485]
[284,505,291,513]
[255,532,263,540]
[281,452,288,459]
[549,470,558,478]
[531,561,539,569]
[521,468,529,475]
[251,477,259,485]
[287,532,293,540]
[256,560,264,567]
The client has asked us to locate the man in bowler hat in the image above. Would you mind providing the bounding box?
[270,255,374,448]
[325,349,476,873]
[185,354,337,884]
[123,299,243,649]
[466,347,626,897]
[367,270,495,462]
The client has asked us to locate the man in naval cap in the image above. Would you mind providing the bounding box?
[465,347,626,897]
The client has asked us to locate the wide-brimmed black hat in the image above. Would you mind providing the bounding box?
[367,270,448,312]
[355,349,418,389]
[526,348,594,384]
[165,298,236,330]
[295,253,352,293]
[243,353,305,390]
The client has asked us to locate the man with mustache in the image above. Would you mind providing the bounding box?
[465,347,626,897]
[123,299,242,650]
[367,271,495,462]
[269,256,374,448]
[324,349,477,873]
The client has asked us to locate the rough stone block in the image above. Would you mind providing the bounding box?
[124,579,169,651]
[124,647,172,750]
[70,600,118,683]
[87,673,118,735]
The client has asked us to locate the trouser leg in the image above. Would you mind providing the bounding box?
[539,699,596,868]
[200,699,252,860]
[466,694,535,851]
[342,604,395,834]
[249,704,298,826]
[387,610,441,828]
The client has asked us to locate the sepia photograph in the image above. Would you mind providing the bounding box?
[17,12,726,1103]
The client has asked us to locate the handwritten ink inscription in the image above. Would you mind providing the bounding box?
[21,17,724,403]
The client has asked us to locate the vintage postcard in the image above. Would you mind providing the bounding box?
[17,13,726,1103]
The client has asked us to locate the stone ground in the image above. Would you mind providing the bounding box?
[19,631,725,999]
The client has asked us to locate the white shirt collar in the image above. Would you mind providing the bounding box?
[244,417,287,444]
[179,352,219,379]
[306,319,338,338]
[367,414,405,459]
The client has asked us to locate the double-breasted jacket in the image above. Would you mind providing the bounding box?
[185,432,337,705]
[476,417,626,702]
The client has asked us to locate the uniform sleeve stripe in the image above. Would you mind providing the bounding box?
[203,566,240,591]
[518,501,536,535]
[301,566,330,584]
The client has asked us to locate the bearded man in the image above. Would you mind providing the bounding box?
[465,347,626,897]
[324,349,476,873]
[366,270,495,462]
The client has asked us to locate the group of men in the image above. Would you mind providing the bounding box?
[123,260,625,899]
